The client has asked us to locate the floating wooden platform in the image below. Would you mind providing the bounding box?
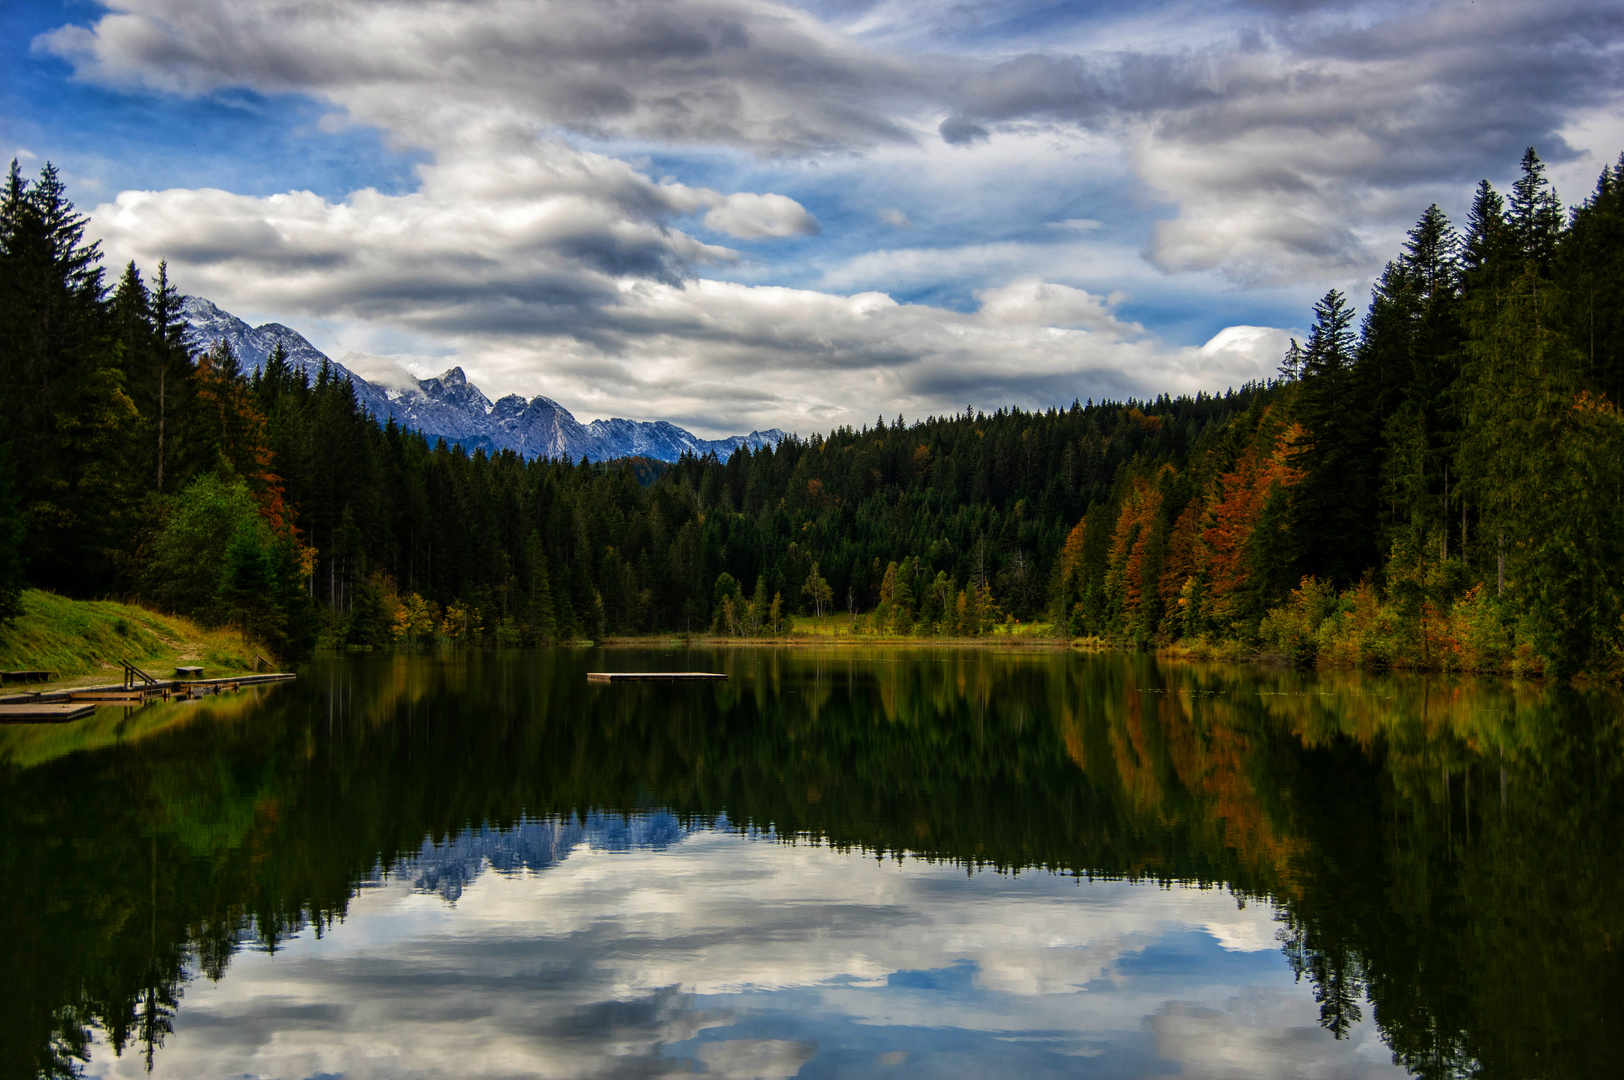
[0,702,97,722]
[587,672,727,682]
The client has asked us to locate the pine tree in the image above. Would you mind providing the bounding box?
[0,161,131,590]
[1507,148,1565,274]
[148,262,192,491]
[0,423,24,625]
[1293,289,1370,583]
[1372,205,1464,568]
[1458,264,1623,673]
[1557,154,1624,404]
[523,529,556,643]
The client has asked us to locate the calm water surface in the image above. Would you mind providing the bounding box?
[2,648,1618,1079]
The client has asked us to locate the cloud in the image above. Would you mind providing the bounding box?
[1147,992,1401,1080]
[36,0,938,156]
[696,1039,817,1079]
[938,116,990,145]
[92,148,1283,435]
[702,192,820,238]
[973,278,1133,331]
[940,1,1624,282]
[42,0,1624,431]
[88,132,818,333]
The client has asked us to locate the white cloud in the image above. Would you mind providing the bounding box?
[703,192,821,238]
[696,1039,817,1080]
[973,278,1133,331]
[877,208,913,228]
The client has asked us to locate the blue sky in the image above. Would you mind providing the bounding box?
[10,0,1624,435]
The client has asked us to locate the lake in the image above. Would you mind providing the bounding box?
[2,648,1618,1079]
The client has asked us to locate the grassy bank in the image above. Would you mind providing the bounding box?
[0,590,269,689]
[594,613,1065,647]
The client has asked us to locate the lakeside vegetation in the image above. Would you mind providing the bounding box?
[2,147,1622,676]
[0,589,263,686]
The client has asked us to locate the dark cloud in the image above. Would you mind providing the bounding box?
[938,116,990,145]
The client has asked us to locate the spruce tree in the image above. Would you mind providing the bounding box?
[1557,154,1624,403]
[1293,289,1370,583]
[1507,148,1565,274]
[0,424,24,625]
[523,529,556,643]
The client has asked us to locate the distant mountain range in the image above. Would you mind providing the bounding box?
[181,297,786,463]
[366,812,695,902]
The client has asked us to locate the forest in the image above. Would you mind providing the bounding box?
[1,147,1622,675]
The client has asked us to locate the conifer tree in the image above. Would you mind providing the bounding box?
[1507,148,1565,274]
[0,425,24,625]
[1292,289,1369,583]
[523,530,556,643]
[1557,154,1624,403]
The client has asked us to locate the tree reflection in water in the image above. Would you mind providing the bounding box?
[0,648,1617,1079]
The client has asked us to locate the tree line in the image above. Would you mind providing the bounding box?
[1053,148,1624,677]
[2,148,1621,673]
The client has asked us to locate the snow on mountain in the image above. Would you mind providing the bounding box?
[182,297,786,463]
[181,296,396,420]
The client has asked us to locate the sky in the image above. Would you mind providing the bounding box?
[7,0,1624,436]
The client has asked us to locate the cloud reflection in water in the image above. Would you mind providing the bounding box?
[85,817,1404,1079]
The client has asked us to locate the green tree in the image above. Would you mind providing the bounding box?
[143,474,265,617]
[0,424,23,626]
[219,518,281,644]
[1458,266,1624,673]
[1292,289,1369,584]
[801,561,833,618]
[523,530,556,643]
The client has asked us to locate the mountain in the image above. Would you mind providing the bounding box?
[180,297,786,463]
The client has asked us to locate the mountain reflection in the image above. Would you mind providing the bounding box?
[0,648,1619,1079]
[374,811,692,901]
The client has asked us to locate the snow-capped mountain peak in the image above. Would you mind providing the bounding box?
[181,297,786,462]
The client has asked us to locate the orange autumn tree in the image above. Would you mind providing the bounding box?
[1160,500,1204,637]
[1197,415,1306,628]
[1104,469,1170,640]
[192,341,294,535]
[1055,407,1307,644]
[1050,516,1091,633]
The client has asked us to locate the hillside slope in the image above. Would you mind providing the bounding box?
[0,591,265,688]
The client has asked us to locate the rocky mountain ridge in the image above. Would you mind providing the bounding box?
[181,297,786,463]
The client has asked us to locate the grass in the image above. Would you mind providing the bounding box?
[0,589,269,690]
[603,613,1066,646]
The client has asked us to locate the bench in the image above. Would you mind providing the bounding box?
[174,666,204,680]
[0,670,54,685]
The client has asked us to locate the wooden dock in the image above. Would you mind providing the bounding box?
[587,672,727,682]
[0,702,97,721]
[0,672,297,721]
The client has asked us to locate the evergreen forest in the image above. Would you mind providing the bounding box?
[2,147,1623,676]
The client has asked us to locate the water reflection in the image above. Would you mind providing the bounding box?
[0,648,1618,1079]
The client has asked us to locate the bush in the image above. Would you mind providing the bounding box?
[1259,576,1337,664]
